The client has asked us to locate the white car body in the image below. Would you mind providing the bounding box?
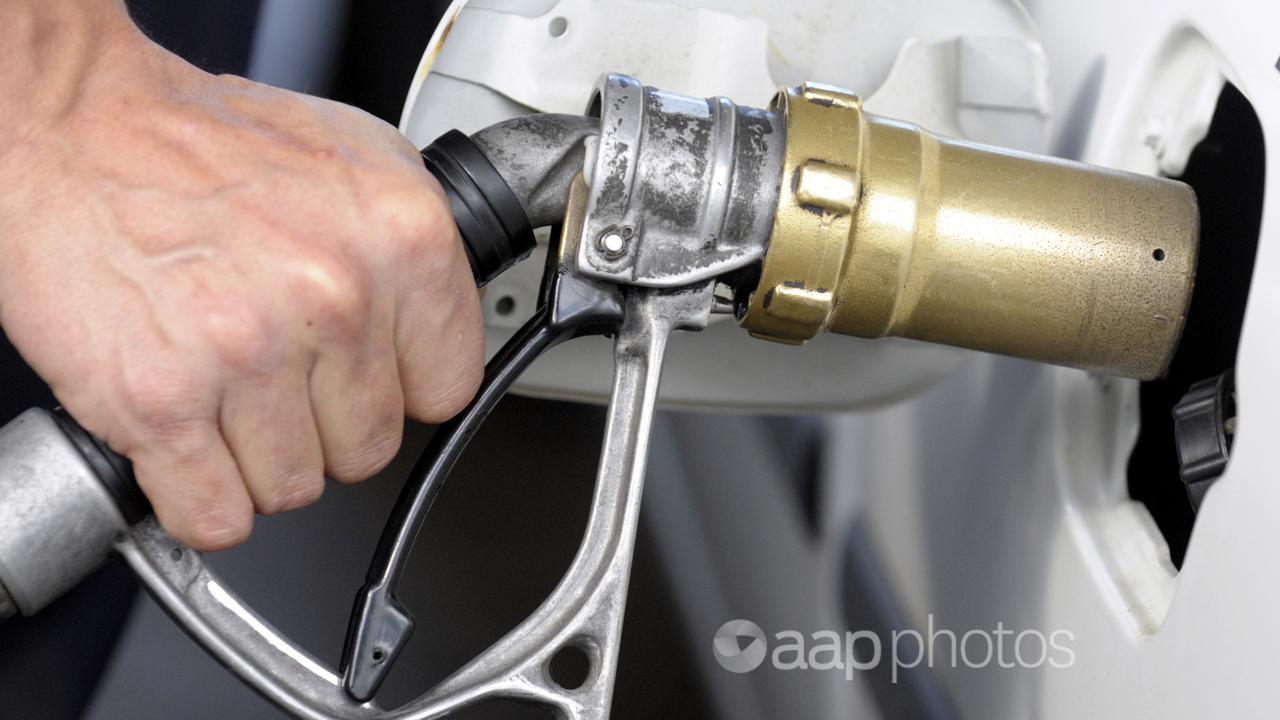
[402,1,1279,718]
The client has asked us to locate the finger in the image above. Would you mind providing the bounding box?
[308,347,405,484]
[219,373,326,516]
[131,428,255,552]
[395,246,484,423]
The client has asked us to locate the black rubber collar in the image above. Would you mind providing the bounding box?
[52,408,149,524]
[422,130,536,287]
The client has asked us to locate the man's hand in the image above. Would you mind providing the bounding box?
[0,2,484,550]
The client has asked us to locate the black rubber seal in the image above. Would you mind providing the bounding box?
[51,408,149,524]
[422,130,536,287]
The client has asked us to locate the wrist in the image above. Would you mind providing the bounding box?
[0,1,146,154]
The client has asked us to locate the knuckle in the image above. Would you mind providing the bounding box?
[139,458,253,552]
[412,364,482,424]
[180,509,253,552]
[382,186,456,261]
[291,251,371,336]
[200,301,277,372]
[327,419,403,484]
[257,473,324,516]
[406,313,484,424]
[117,367,207,442]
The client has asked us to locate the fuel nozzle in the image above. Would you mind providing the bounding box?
[738,82,1199,380]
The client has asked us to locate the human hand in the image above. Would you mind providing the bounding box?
[0,2,483,550]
